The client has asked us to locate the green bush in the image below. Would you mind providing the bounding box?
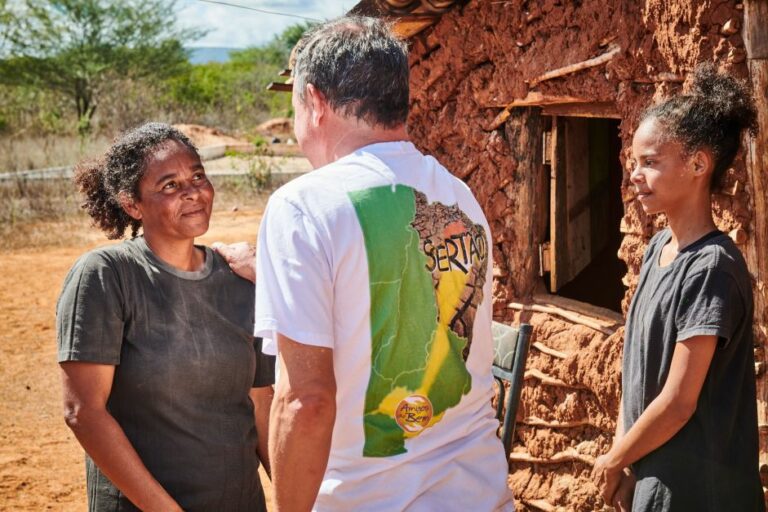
[0,22,309,140]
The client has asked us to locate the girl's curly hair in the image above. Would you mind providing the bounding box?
[641,63,758,190]
[74,122,198,239]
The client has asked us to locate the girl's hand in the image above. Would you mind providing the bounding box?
[612,468,636,512]
[592,452,623,507]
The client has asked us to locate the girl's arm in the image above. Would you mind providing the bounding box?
[610,401,636,511]
[60,362,182,512]
[614,400,625,442]
[594,334,717,502]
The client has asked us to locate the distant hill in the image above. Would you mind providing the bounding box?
[187,47,241,64]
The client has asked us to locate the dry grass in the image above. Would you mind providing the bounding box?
[0,175,273,251]
[0,135,112,173]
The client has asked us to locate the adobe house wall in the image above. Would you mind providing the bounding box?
[404,1,761,509]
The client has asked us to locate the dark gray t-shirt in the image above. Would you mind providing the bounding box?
[623,229,763,512]
[57,237,274,512]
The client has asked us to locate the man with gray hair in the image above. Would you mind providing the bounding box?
[254,16,514,511]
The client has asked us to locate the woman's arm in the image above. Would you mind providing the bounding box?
[249,386,274,478]
[594,334,717,503]
[60,362,182,512]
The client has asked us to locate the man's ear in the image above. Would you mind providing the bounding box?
[119,192,142,221]
[306,83,326,126]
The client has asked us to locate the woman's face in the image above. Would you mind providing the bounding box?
[630,117,697,215]
[125,140,214,241]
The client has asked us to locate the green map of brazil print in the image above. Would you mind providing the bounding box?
[349,185,489,457]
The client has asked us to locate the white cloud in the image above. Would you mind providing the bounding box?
[177,0,353,48]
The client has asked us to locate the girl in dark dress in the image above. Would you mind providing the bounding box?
[592,65,763,511]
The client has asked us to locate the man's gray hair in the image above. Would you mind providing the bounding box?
[292,16,409,128]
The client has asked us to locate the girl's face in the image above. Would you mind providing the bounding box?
[630,117,702,215]
[122,140,214,242]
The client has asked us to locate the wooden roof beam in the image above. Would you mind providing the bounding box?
[484,93,620,130]
[266,82,293,92]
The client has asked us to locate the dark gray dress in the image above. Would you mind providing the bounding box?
[623,229,763,512]
[57,237,274,512]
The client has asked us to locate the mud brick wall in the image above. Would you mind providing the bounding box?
[405,1,752,510]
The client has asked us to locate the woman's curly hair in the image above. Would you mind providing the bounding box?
[74,122,198,239]
[641,63,758,190]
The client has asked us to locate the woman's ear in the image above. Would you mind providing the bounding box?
[119,192,142,221]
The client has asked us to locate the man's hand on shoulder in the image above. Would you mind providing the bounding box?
[212,241,256,283]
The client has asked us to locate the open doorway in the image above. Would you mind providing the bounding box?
[542,117,626,313]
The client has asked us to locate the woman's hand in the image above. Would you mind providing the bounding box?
[61,362,182,511]
[212,241,256,283]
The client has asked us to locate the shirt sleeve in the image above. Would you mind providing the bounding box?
[252,337,276,387]
[56,252,125,364]
[254,196,334,354]
[675,268,742,347]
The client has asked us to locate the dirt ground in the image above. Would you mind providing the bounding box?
[173,124,251,147]
[0,209,273,510]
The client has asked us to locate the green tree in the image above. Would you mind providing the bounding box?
[163,22,315,129]
[0,0,203,135]
[227,21,315,68]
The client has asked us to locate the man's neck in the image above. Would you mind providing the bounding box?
[312,122,409,168]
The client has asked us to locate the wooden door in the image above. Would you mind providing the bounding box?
[549,117,592,292]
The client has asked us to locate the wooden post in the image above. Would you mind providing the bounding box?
[503,108,544,298]
[744,0,768,488]
[550,116,569,291]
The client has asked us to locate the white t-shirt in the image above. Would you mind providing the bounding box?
[255,141,514,512]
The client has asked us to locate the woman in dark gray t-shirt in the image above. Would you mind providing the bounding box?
[592,65,763,512]
[56,123,274,511]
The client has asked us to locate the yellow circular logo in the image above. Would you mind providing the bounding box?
[395,395,433,434]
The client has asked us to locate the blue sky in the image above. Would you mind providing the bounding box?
[177,0,353,48]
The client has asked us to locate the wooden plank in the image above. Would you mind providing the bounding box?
[501,108,545,297]
[521,499,556,512]
[533,293,625,325]
[745,0,768,59]
[568,192,591,222]
[266,82,293,92]
[484,93,598,126]
[519,416,594,428]
[550,116,570,291]
[564,118,592,280]
[541,102,621,119]
[532,341,570,359]
[393,18,439,39]
[528,46,621,87]
[509,447,595,465]
[525,368,586,389]
[537,123,551,257]
[745,0,768,480]
[507,301,618,336]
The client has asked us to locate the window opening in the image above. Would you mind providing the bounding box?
[541,116,626,312]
